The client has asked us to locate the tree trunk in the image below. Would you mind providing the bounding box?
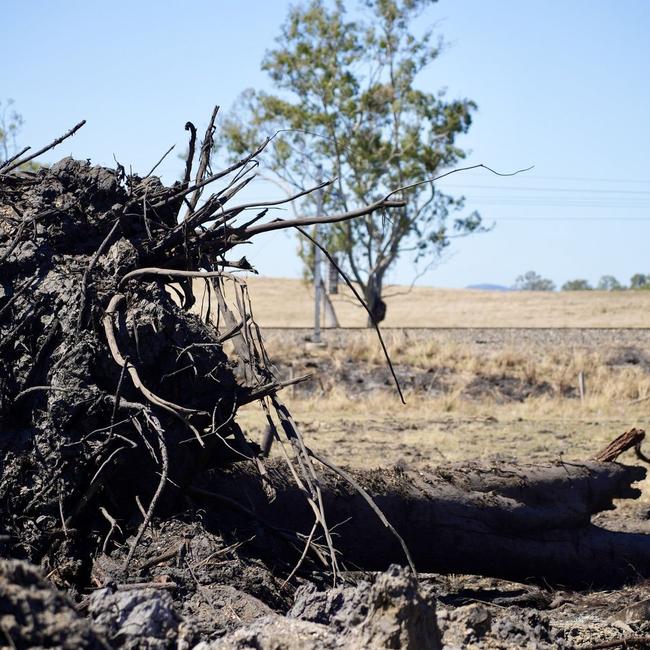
[195,458,650,588]
[365,272,386,326]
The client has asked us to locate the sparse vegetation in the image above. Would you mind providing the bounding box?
[238,328,650,476]
[513,270,555,291]
[562,278,592,290]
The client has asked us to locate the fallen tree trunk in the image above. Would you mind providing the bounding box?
[196,458,649,588]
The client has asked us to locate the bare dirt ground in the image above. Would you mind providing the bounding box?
[230,326,650,648]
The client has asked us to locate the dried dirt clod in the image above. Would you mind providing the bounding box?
[88,586,187,649]
[184,584,274,638]
[289,580,370,631]
[353,565,440,649]
[0,558,109,650]
[613,597,650,624]
[209,565,440,649]
[197,615,339,650]
[438,602,565,649]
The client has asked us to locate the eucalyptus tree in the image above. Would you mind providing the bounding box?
[222,0,481,323]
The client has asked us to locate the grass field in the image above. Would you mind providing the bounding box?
[230,276,650,328]
[235,326,650,509]
[189,276,650,506]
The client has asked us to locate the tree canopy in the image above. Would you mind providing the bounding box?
[630,273,649,290]
[597,275,625,291]
[513,271,555,292]
[562,279,592,291]
[221,0,481,323]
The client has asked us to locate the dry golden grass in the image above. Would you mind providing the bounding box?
[230,276,650,328]
[236,328,650,502]
[238,388,650,504]
[267,329,650,405]
[184,276,650,501]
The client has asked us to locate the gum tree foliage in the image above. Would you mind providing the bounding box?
[630,273,649,290]
[221,0,481,323]
[561,279,592,291]
[0,99,24,162]
[597,275,625,291]
[0,99,40,171]
[513,271,555,292]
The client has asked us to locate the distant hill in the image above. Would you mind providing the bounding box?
[466,283,512,292]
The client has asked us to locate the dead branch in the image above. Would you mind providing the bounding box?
[0,146,30,171]
[594,428,646,462]
[118,267,236,288]
[1,119,86,175]
[151,133,273,210]
[242,197,407,237]
[182,122,197,189]
[186,104,220,213]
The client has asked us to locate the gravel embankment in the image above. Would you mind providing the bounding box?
[263,327,650,351]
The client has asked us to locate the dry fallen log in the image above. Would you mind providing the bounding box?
[196,457,649,588]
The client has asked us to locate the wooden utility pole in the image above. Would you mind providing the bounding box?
[313,166,324,343]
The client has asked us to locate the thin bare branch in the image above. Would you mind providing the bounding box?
[383,163,535,201]
[0,146,30,171]
[151,134,274,210]
[243,197,406,238]
[123,411,169,571]
[2,120,86,174]
[143,144,175,179]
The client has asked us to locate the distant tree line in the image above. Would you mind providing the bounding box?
[0,99,40,172]
[513,271,650,292]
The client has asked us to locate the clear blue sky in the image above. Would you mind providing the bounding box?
[4,1,650,289]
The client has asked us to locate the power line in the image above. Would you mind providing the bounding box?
[461,173,650,184]
[466,195,650,204]
[490,216,650,221]
[440,183,650,195]
[466,199,650,209]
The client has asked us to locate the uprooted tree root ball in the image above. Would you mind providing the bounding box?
[0,118,424,647]
[0,156,272,576]
[3,118,650,649]
[0,114,407,582]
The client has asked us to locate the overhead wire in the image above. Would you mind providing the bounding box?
[431,176,650,219]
